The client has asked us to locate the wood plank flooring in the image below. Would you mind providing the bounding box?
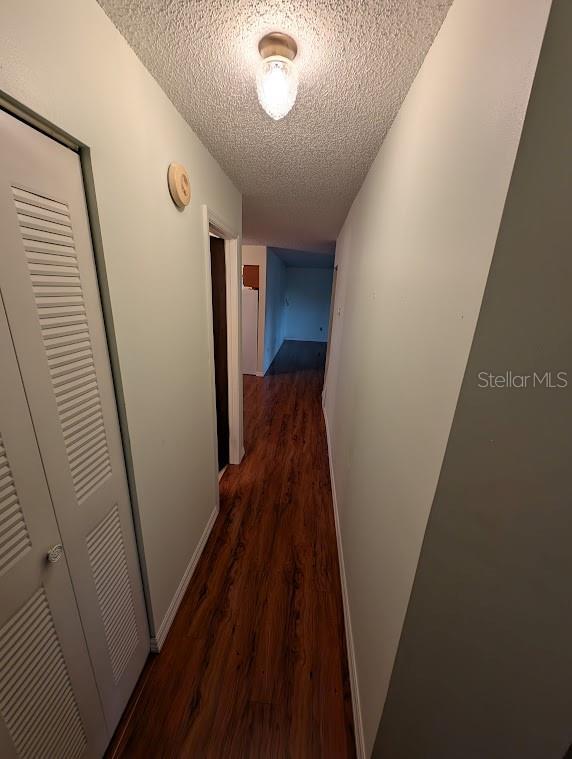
[106,340,356,758]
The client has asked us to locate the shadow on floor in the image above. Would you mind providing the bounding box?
[266,339,327,375]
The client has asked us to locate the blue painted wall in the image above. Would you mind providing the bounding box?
[263,249,287,371]
[283,267,334,342]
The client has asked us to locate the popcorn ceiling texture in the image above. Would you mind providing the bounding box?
[98,0,452,252]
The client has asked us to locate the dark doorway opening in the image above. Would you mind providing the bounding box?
[210,235,229,471]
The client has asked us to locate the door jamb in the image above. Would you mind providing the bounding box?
[202,206,243,492]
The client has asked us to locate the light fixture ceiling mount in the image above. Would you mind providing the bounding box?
[258,32,298,61]
[256,32,298,121]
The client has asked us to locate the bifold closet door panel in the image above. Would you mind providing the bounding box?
[0,295,107,759]
[0,110,149,732]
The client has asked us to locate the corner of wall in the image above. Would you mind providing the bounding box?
[150,501,219,652]
[322,403,367,759]
[323,0,552,753]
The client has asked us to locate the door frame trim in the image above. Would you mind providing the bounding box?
[202,206,243,484]
[0,92,80,152]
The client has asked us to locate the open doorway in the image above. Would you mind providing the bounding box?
[202,207,243,481]
[209,234,229,471]
[240,246,335,379]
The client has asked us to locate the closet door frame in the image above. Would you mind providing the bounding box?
[0,101,151,729]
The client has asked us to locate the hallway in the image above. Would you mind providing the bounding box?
[2,1,567,755]
[107,340,355,758]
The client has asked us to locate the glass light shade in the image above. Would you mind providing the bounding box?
[256,55,298,121]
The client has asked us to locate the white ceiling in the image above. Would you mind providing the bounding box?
[98,0,452,252]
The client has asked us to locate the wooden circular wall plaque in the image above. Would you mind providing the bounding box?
[167,163,191,208]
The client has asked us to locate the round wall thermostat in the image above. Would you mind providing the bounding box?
[167,163,191,208]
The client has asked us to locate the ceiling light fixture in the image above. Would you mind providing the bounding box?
[256,32,298,121]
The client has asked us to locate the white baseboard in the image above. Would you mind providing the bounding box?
[150,504,219,653]
[323,405,366,759]
[255,371,265,377]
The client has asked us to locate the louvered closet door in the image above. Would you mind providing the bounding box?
[0,294,107,759]
[0,111,149,733]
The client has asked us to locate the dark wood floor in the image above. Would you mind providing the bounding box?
[106,340,356,758]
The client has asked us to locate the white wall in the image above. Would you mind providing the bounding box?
[322,0,551,754]
[284,267,333,342]
[373,4,572,753]
[0,0,241,641]
[263,249,286,370]
[242,245,266,375]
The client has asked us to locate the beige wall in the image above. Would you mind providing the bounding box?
[323,0,551,753]
[242,245,267,375]
[374,1,572,754]
[0,0,241,640]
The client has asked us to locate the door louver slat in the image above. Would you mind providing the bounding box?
[0,587,87,759]
[0,434,31,576]
[12,186,112,504]
[87,506,139,682]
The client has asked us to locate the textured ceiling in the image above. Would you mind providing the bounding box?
[98,0,452,252]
